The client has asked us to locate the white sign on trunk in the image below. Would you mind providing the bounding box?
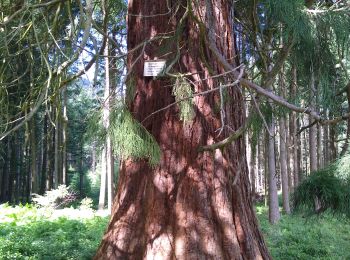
[143,60,166,77]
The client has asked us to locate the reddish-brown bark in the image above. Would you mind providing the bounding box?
[94,0,270,259]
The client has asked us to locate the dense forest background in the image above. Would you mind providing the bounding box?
[1,0,350,259]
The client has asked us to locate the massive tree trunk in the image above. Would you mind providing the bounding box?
[95,1,270,259]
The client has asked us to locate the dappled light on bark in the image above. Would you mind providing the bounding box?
[94,0,270,259]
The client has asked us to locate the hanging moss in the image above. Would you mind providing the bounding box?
[172,76,194,123]
[86,105,161,167]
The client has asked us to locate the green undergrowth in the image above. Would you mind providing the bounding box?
[256,205,350,260]
[0,204,109,260]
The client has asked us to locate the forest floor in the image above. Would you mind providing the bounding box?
[0,204,109,259]
[256,205,350,260]
[1,203,350,259]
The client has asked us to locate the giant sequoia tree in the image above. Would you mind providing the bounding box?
[95,0,270,259]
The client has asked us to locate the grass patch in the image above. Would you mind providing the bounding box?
[2,203,349,259]
[256,205,350,260]
[0,204,109,260]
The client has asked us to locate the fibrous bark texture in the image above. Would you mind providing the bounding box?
[95,1,270,259]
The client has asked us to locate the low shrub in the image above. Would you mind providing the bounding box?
[292,167,350,217]
[32,185,78,209]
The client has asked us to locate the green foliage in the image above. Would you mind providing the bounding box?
[0,204,109,260]
[68,170,92,198]
[335,152,350,180]
[32,185,77,209]
[79,198,94,210]
[263,0,311,41]
[257,205,350,260]
[172,77,195,123]
[87,105,161,166]
[292,165,350,217]
[249,103,271,153]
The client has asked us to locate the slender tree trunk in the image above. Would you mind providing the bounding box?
[302,115,309,176]
[257,135,264,194]
[295,117,302,182]
[285,115,293,191]
[9,135,17,203]
[54,103,62,188]
[98,149,107,210]
[329,124,337,161]
[0,138,10,202]
[323,122,329,166]
[40,113,48,195]
[309,68,317,172]
[47,105,55,190]
[317,123,322,168]
[279,117,291,214]
[105,38,115,213]
[264,133,268,207]
[92,142,97,175]
[95,0,271,258]
[79,144,84,196]
[62,88,68,185]
[30,116,38,194]
[340,83,350,156]
[267,122,280,223]
[15,133,21,203]
[249,137,256,201]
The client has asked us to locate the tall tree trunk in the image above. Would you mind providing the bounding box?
[285,115,293,191]
[54,104,61,188]
[267,121,280,223]
[309,68,317,172]
[92,142,97,175]
[105,38,115,213]
[296,118,302,182]
[249,136,256,201]
[15,132,22,203]
[317,123,322,168]
[98,149,107,210]
[30,116,38,194]
[323,122,330,166]
[95,0,270,259]
[265,70,280,223]
[62,88,68,185]
[0,138,10,202]
[40,113,48,195]
[257,134,264,194]
[279,117,291,214]
[79,144,84,196]
[329,124,337,161]
[302,115,309,176]
[264,133,268,207]
[340,83,350,156]
[47,105,55,190]
[9,134,17,203]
